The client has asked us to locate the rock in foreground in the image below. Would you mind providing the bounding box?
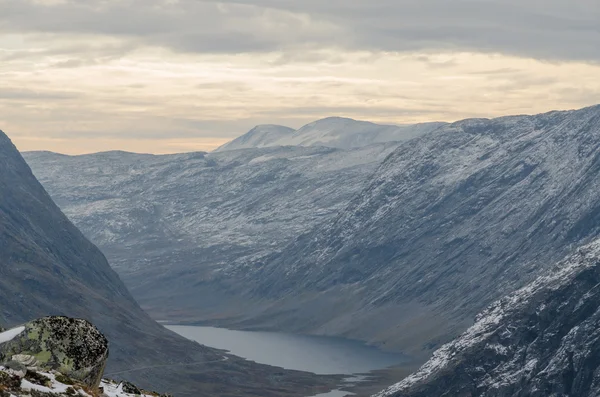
[375,240,600,397]
[0,316,170,397]
[0,317,108,389]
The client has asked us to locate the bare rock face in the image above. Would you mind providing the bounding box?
[0,316,109,389]
[375,240,600,397]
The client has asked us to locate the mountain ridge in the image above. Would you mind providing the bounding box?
[215,117,446,152]
[375,238,600,397]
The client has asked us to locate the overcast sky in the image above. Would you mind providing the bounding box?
[1,0,599,154]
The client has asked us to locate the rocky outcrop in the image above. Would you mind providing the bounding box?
[375,239,600,397]
[0,316,171,397]
[0,317,108,389]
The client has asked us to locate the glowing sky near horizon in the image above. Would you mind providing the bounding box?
[1,0,599,154]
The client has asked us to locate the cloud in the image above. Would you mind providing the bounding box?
[1,0,600,154]
[0,0,599,62]
[0,88,81,100]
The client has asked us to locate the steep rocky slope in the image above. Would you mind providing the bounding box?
[375,240,600,397]
[0,129,347,397]
[240,104,600,355]
[23,143,402,319]
[0,129,203,380]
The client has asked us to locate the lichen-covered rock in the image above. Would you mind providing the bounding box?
[0,316,108,389]
[121,380,142,394]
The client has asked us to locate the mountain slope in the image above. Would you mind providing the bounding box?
[23,143,401,323]
[23,105,600,367]
[242,105,600,355]
[375,240,600,397]
[0,129,216,393]
[214,124,295,152]
[0,130,342,397]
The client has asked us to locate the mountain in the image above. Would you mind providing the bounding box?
[23,105,600,368]
[214,117,446,152]
[23,143,401,321]
[0,129,211,393]
[214,124,295,152]
[242,105,600,357]
[0,130,346,397]
[272,117,446,150]
[375,240,600,397]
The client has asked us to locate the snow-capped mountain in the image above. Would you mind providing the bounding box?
[214,117,446,152]
[374,239,600,397]
[213,124,295,152]
[272,117,446,150]
[244,105,600,356]
[23,105,600,369]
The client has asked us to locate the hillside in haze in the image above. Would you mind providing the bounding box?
[0,129,348,397]
[23,125,418,321]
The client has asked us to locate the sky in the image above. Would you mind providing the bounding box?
[1,0,599,154]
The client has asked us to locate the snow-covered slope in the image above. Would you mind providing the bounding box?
[272,117,445,150]
[239,104,600,355]
[214,124,294,152]
[214,117,446,152]
[23,143,401,321]
[375,239,600,397]
[0,366,151,397]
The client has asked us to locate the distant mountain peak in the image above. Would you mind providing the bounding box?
[213,124,294,152]
[215,117,445,152]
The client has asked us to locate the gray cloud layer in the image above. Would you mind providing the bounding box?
[1,0,599,61]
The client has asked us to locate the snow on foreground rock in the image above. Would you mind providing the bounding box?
[0,365,164,396]
[0,316,171,397]
[374,239,600,397]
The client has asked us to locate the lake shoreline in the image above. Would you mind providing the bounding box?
[166,324,420,397]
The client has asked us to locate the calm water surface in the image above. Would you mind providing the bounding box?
[167,325,407,375]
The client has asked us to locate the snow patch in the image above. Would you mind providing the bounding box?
[0,326,25,344]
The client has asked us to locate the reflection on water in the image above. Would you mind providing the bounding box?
[167,325,407,375]
[309,390,353,397]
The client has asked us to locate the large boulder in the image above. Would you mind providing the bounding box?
[0,316,109,389]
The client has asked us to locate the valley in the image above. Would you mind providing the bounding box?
[24,105,600,360]
[4,2,599,395]
[16,104,600,396]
